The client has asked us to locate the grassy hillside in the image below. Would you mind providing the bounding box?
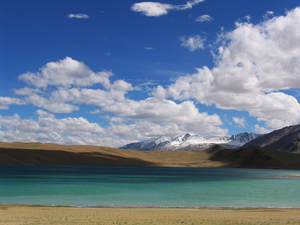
[0,141,225,168]
[1,141,300,170]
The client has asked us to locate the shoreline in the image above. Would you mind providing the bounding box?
[2,203,300,210]
[1,205,300,225]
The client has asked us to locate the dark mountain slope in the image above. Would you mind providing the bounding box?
[209,146,300,170]
[242,124,300,153]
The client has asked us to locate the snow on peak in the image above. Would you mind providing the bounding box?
[154,136,171,145]
[120,132,261,151]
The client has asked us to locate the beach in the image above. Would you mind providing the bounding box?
[1,205,300,225]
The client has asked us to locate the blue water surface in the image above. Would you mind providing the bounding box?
[0,166,299,208]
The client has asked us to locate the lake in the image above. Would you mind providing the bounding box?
[0,166,300,208]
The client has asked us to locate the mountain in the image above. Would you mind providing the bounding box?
[242,124,300,153]
[120,132,262,152]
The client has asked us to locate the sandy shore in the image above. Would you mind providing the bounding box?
[1,205,300,225]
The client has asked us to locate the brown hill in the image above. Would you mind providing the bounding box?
[0,141,225,168]
[1,142,300,170]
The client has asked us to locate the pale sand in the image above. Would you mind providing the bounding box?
[1,205,300,225]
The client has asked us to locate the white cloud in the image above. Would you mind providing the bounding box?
[0,96,26,110]
[15,57,136,113]
[43,85,226,135]
[143,47,154,50]
[103,97,222,126]
[107,119,226,141]
[107,121,184,140]
[36,109,55,118]
[195,14,213,22]
[108,116,124,124]
[131,0,204,17]
[9,55,226,140]
[18,57,113,88]
[180,35,205,51]
[131,2,173,17]
[25,93,79,113]
[0,111,104,134]
[68,14,89,19]
[233,117,246,128]
[0,112,108,145]
[14,87,41,96]
[154,7,300,130]
[49,87,225,134]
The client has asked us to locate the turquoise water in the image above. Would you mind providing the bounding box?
[0,166,300,208]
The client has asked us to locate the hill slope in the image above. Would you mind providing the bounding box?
[0,141,224,168]
[209,146,300,170]
[1,141,300,170]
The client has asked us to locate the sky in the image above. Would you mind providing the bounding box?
[1,0,300,147]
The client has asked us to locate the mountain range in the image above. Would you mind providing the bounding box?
[121,124,300,153]
[120,132,262,151]
[1,124,300,169]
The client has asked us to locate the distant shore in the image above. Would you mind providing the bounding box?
[1,205,300,225]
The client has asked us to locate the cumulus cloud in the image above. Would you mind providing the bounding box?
[154,7,300,130]
[68,14,89,19]
[0,112,100,134]
[25,93,80,113]
[14,57,224,134]
[131,0,204,17]
[0,97,26,110]
[18,57,113,88]
[7,55,227,143]
[103,97,222,126]
[44,87,226,135]
[180,35,205,51]
[195,14,213,22]
[15,57,136,113]
[0,111,111,145]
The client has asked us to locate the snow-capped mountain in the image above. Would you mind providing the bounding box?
[120,132,262,152]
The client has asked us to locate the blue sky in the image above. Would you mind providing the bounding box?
[1,0,300,147]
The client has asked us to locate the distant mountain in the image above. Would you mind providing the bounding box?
[242,124,300,153]
[120,132,262,152]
